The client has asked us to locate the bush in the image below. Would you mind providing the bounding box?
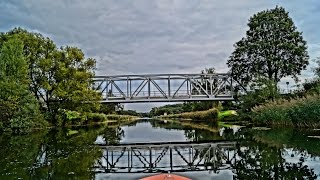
[61,111,108,125]
[86,113,107,122]
[287,96,320,127]
[252,101,291,126]
[252,95,320,127]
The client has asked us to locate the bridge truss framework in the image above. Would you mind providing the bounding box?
[92,73,234,103]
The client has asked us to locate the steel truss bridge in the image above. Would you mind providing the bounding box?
[92,73,234,103]
[93,141,237,173]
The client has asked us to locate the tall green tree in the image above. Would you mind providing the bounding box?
[0,37,45,132]
[227,6,309,87]
[47,46,101,122]
[1,28,101,125]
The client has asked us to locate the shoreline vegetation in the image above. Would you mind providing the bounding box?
[14,113,140,132]
[158,109,237,122]
[158,108,218,122]
[252,94,320,128]
[55,111,140,127]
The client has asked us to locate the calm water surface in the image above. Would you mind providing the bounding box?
[1,119,320,179]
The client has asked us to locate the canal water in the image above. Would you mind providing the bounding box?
[1,119,320,179]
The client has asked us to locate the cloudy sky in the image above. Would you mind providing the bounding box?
[1,0,320,111]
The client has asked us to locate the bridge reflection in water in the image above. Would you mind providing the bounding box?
[94,141,236,173]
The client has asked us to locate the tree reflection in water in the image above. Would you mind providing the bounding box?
[228,128,318,179]
[234,141,317,179]
[0,128,104,179]
[30,128,102,179]
[102,126,124,145]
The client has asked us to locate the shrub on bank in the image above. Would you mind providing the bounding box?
[287,96,320,127]
[62,110,107,125]
[86,113,107,122]
[252,95,320,127]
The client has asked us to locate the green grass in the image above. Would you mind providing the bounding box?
[105,114,138,121]
[218,110,238,120]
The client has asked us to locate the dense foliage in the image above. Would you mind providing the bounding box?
[227,6,309,87]
[4,28,100,124]
[0,37,46,132]
[0,28,101,131]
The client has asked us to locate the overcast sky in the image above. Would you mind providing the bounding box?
[1,0,320,111]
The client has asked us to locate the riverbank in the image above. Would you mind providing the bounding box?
[0,112,140,133]
[158,108,218,121]
[64,112,140,127]
[158,109,237,122]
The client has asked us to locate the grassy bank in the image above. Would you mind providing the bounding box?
[63,111,139,126]
[157,119,220,133]
[159,109,237,122]
[252,94,320,128]
[159,108,219,122]
[105,114,138,121]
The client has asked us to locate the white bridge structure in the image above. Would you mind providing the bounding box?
[92,73,234,103]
